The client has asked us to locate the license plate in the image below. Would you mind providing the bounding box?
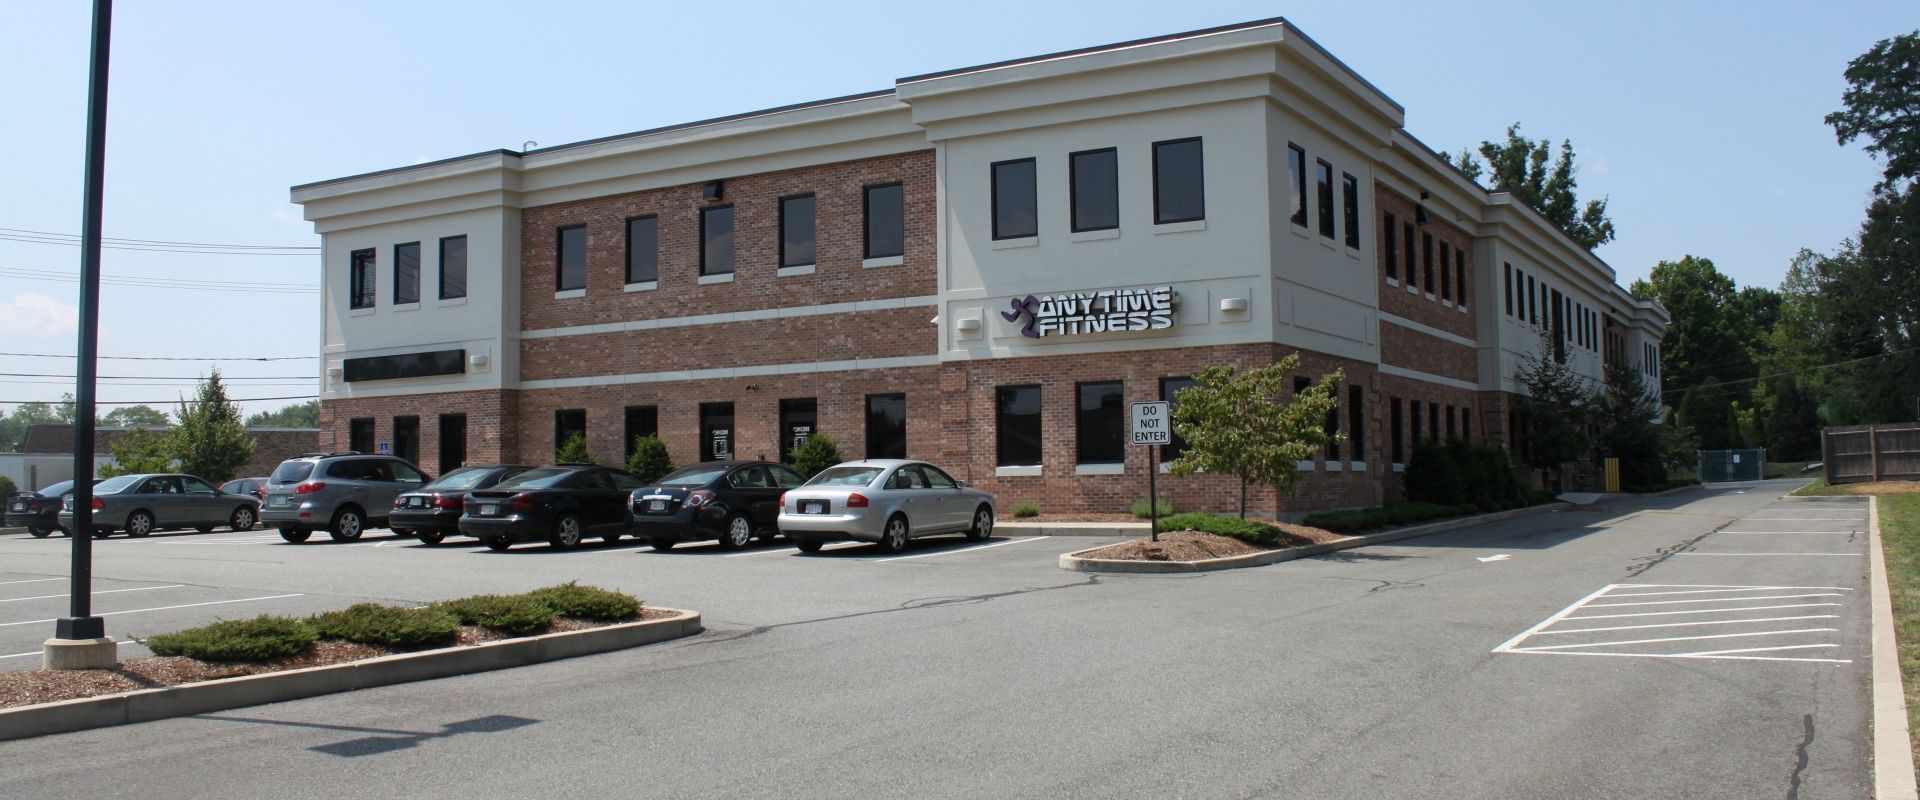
[8,502,22,512]
[802,500,826,514]
[481,504,498,516]
[648,500,666,512]
[271,496,290,507]
[408,497,427,508]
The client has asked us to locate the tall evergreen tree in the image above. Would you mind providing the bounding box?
[168,370,255,484]
[1514,327,1596,490]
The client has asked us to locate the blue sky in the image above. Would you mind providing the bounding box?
[2,0,1913,416]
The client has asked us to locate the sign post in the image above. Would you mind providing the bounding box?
[1131,401,1171,543]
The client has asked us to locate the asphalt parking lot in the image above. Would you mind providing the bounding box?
[0,480,1877,799]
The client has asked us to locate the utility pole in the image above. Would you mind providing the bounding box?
[46,0,117,671]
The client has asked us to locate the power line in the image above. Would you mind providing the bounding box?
[0,351,317,361]
[0,266,317,294]
[0,372,316,380]
[0,227,316,254]
[0,394,317,406]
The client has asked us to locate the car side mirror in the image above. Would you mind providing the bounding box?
[955,480,968,489]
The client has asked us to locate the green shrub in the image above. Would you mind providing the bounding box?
[1129,497,1175,518]
[144,615,318,662]
[555,432,597,466]
[433,594,557,636]
[0,475,15,497]
[786,433,842,479]
[308,603,459,648]
[1153,512,1282,546]
[525,582,640,621]
[1010,501,1040,518]
[1404,440,1465,506]
[626,435,674,483]
[1303,502,1470,533]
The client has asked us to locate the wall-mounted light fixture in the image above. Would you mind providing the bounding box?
[956,317,982,332]
[703,180,724,202]
[1219,297,1248,312]
[469,354,489,370]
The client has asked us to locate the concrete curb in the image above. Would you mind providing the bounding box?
[1059,503,1572,574]
[0,608,701,743]
[1868,497,1920,800]
[998,521,1149,537]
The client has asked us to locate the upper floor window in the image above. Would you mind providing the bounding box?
[556,224,587,291]
[1153,138,1205,224]
[1288,144,1307,227]
[780,195,815,268]
[1315,159,1334,238]
[1383,211,1398,281]
[992,158,1037,240]
[1070,148,1119,232]
[1503,263,1513,316]
[394,242,421,305]
[700,206,733,276]
[1402,221,1415,288]
[1439,241,1452,298]
[1456,250,1467,307]
[439,236,467,300]
[1341,173,1359,249]
[621,216,657,285]
[349,248,375,309]
[1422,232,1435,294]
[864,183,904,259]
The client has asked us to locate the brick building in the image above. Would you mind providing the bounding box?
[290,18,1667,516]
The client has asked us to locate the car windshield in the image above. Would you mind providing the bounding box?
[492,468,574,490]
[806,466,883,487]
[655,466,728,486]
[38,480,74,497]
[271,461,315,484]
[421,467,501,492]
[93,476,140,494]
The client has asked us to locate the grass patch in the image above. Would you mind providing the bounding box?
[432,594,557,636]
[526,582,641,621]
[1792,477,1848,496]
[1152,512,1283,547]
[1010,502,1039,518]
[1875,493,1920,781]
[1129,498,1175,519]
[1766,461,1817,479]
[144,615,318,662]
[308,603,460,649]
[1302,502,1469,534]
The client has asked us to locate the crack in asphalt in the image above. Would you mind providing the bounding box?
[687,574,1103,645]
[1624,519,1735,578]
[1786,713,1814,799]
[1321,576,1426,593]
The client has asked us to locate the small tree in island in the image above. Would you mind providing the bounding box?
[1166,355,1344,519]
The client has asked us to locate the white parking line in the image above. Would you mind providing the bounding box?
[0,650,43,660]
[0,593,304,628]
[0,578,64,587]
[1512,628,1839,652]
[1721,531,1859,535]
[1588,593,1846,608]
[1606,586,1845,598]
[873,536,1051,562]
[1495,584,1857,664]
[1570,603,1844,620]
[1674,552,1864,557]
[1535,614,1839,635]
[722,542,868,557]
[1,584,184,603]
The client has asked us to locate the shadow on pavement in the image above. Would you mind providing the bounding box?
[194,712,540,757]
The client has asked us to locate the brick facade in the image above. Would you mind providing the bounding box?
[519,306,935,383]
[1375,184,1475,339]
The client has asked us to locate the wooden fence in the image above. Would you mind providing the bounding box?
[1822,423,1920,485]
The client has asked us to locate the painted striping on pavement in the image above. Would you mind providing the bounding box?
[0,593,304,628]
[1673,552,1864,557]
[1588,593,1845,608]
[874,536,1050,562]
[1534,614,1838,636]
[1,585,184,603]
[1568,603,1844,620]
[1606,586,1848,598]
[1503,648,1851,664]
[1510,627,1838,653]
[0,578,65,586]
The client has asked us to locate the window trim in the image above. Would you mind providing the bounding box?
[348,248,376,310]
[699,205,734,277]
[990,158,1038,241]
[624,215,658,285]
[1152,137,1206,225]
[438,235,467,301]
[555,224,588,292]
[1341,173,1360,249]
[863,182,906,259]
[393,241,421,305]
[1068,147,1120,234]
[778,194,816,269]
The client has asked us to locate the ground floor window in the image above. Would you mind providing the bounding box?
[625,405,658,459]
[996,385,1042,467]
[394,416,419,466]
[1447,406,1457,439]
[1390,397,1404,465]
[555,410,586,457]
[349,418,374,455]
[865,394,906,459]
[1463,409,1473,442]
[700,402,734,462]
[439,414,466,475]
[1160,376,1195,463]
[1348,386,1365,462]
[1410,401,1422,444]
[780,398,816,463]
[1427,403,1439,442]
[1076,381,1124,465]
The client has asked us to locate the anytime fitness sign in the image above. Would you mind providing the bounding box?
[999,285,1176,338]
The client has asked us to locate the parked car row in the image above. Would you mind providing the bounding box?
[14,474,264,539]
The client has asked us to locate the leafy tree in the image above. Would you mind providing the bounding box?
[1597,358,1666,489]
[100,405,170,427]
[1827,29,1920,189]
[625,435,674,483]
[1660,412,1701,474]
[54,393,76,425]
[785,433,841,479]
[0,475,15,497]
[246,400,320,429]
[1166,355,1343,519]
[1514,327,1595,491]
[555,432,597,465]
[168,370,255,484]
[0,402,63,452]
[1441,123,1615,249]
[100,428,174,478]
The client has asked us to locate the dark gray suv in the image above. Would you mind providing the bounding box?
[261,453,427,543]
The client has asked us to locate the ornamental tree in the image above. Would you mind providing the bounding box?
[1167,354,1344,519]
[168,371,254,484]
[626,435,674,483]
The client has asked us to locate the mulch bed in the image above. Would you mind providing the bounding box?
[1075,524,1349,563]
[0,608,677,710]
[1009,513,1144,523]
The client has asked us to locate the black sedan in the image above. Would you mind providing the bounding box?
[633,461,807,550]
[391,464,533,545]
[458,465,646,551]
[6,480,81,537]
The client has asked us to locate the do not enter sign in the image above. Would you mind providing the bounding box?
[1130,401,1171,446]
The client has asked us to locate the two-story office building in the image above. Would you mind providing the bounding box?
[291,17,1667,516]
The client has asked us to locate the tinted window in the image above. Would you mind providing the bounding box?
[1076,381,1124,465]
[1348,386,1365,459]
[1341,174,1359,249]
[1070,148,1118,232]
[865,394,906,460]
[394,242,421,304]
[394,416,419,466]
[1423,232,1435,293]
[271,462,314,484]
[626,216,657,284]
[1383,212,1397,280]
[1315,160,1334,238]
[557,225,587,291]
[921,465,956,488]
[423,467,501,492]
[93,476,140,494]
[574,471,614,491]
[887,466,927,490]
[390,462,424,483]
[342,349,465,383]
[1440,242,1452,298]
[1456,250,1468,306]
[610,473,645,491]
[656,466,728,486]
[624,406,658,460]
[349,418,374,453]
[780,398,816,464]
[349,249,375,309]
[39,480,75,497]
[701,206,733,276]
[808,466,883,487]
[1154,138,1204,224]
[865,183,904,258]
[495,468,573,490]
[992,159,1037,240]
[1287,144,1306,227]
[996,385,1042,467]
[439,236,467,300]
[700,403,734,461]
[555,409,586,453]
[781,195,815,267]
[769,465,806,488]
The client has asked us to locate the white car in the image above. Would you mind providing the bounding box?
[777,459,996,553]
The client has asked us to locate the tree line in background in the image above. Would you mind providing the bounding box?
[0,396,316,453]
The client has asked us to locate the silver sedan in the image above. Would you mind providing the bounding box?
[777,459,996,553]
[57,473,262,539]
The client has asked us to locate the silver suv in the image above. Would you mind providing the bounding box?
[261,452,427,543]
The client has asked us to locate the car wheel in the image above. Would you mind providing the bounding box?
[603,530,623,544]
[92,527,113,539]
[27,526,51,539]
[57,526,71,537]
[794,536,823,553]
[549,514,583,549]
[483,536,512,552]
[328,508,365,542]
[649,535,676,551]
[230,506,255,532]
[417,530,445,546]
[966,506,994,540]
[194,525,215,534]
[125,511,155,538]
[878,516,909,553]
[719,514,753,550]
[279,527,311,543]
